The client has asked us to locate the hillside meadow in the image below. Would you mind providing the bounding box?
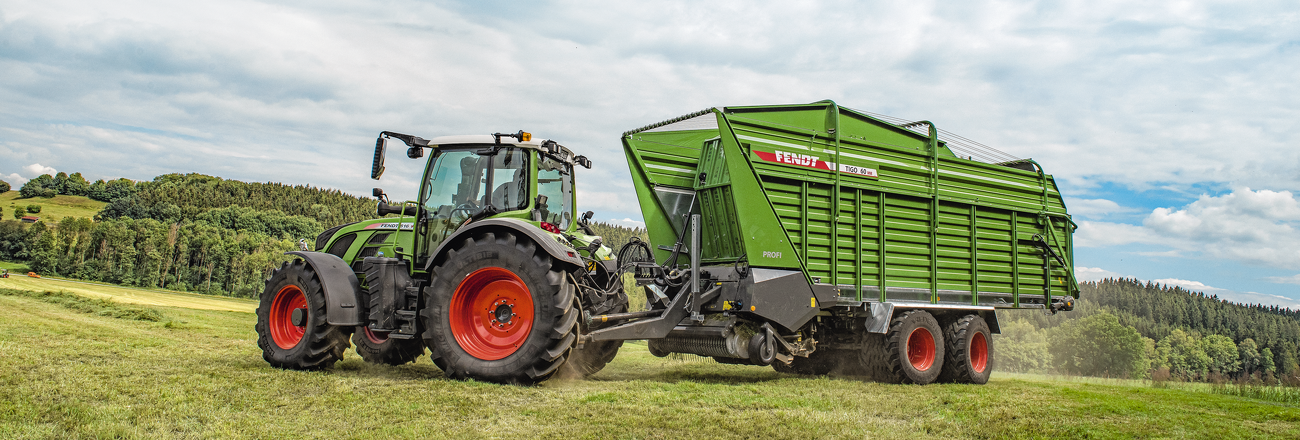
[2,191,105,222]
[1,281,1298,439]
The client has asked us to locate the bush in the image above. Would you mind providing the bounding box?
[12,206,21,220]
[0,179,10,193]
[26,205,41,214]
[19,174,58,199]
[1049,311,1148,378]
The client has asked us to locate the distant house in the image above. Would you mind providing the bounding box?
[20,216,38,223]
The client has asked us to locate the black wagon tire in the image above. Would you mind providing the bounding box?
[879,310,945,384]
[937,314,993,384]
[255,259,350,370]
[773,349,845,376]
[423,231,579,384]
[352,326,425,365]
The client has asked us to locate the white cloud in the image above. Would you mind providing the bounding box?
[1,173,27,187]
[605,218,646,229]
[1064,198,1129,219]
[1154,278,1300,309]
[1075,266,1124,282]
[22,163,56,177]
[1074,220,1157,247]
[1075,188,1300,270]
[1265,274,1300,285]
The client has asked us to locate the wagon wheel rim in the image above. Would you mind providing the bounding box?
[970,331,989,373]
[449,267,535,360]
[906,327,936,371]
[269,285,308,349]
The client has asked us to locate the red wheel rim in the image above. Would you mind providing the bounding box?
[449,267,535,360]
[363,326,389,345]
[970,331,989,373]
[906,327,936,371]
[269,285,307,349]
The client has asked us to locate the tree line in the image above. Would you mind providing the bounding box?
[2,171,651,299]
[2,217,297,296]
[996,278,1300,383]
[1,171,380,296]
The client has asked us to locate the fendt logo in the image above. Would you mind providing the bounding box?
[775,150,819,167]
[754,149,879,179]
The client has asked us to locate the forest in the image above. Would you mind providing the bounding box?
[996,278,1300,382]
[0,172,648,297]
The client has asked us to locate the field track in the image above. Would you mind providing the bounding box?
[0,275,254,313]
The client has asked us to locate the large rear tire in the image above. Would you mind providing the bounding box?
[255,260,349,370]
[423,232,579,384]
[938,314,993,384]
[878,310,945,384]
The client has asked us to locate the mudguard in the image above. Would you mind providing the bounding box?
[424,218,583,271]
[285,251,364,326]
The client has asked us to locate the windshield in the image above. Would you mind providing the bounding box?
[536,155,573,230]
[420,148,529,221]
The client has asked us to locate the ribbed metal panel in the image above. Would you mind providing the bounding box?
[623,102,1077,309]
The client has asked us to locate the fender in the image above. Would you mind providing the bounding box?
[424,218,583,272]
[285,251,364,326]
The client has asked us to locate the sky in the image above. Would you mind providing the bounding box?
[2,0,1300,308]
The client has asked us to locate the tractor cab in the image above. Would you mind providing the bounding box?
[370,131,591,268]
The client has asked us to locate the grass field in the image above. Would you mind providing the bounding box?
[1,190,106,222]
[1,285,1298,439]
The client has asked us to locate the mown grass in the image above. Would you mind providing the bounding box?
[0,288,163,322]
[1,290,1298,439]
[0,267,255,313]
[1,191,106,221]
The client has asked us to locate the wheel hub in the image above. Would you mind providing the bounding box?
[269,285,308,350]
[491,301,516,327]
[906,327,936,371]
[449,267,536,360]
[970,331,989,373]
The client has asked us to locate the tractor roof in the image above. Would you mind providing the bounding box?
[425,135,577,163]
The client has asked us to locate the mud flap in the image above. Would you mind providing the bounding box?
[285,251,364,326]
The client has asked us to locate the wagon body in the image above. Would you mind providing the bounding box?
[622,101,1077,315]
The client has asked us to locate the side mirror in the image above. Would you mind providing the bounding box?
[372,188,388,203]
[407,146,423,159]
[371,137,387,180]
[581,210,594,224]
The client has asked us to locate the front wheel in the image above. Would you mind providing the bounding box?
[255,260,349,370]
[423,232,579,384]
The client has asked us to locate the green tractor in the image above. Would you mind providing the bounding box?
[254,131,629,384]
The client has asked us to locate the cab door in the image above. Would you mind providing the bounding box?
[413,147,531,264]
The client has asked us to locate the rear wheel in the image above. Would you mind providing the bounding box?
[423,232,579,384]
[563,300,627,378]
[938,314,993,384]
[352,326,425,365]
[255,260,349,370]
[879,310,945,384]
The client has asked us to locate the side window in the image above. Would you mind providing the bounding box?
[536,156,573,229]
[420,150,486,219]
[488,148,529,211]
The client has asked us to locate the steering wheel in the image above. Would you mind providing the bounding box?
[450,203,478,217]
